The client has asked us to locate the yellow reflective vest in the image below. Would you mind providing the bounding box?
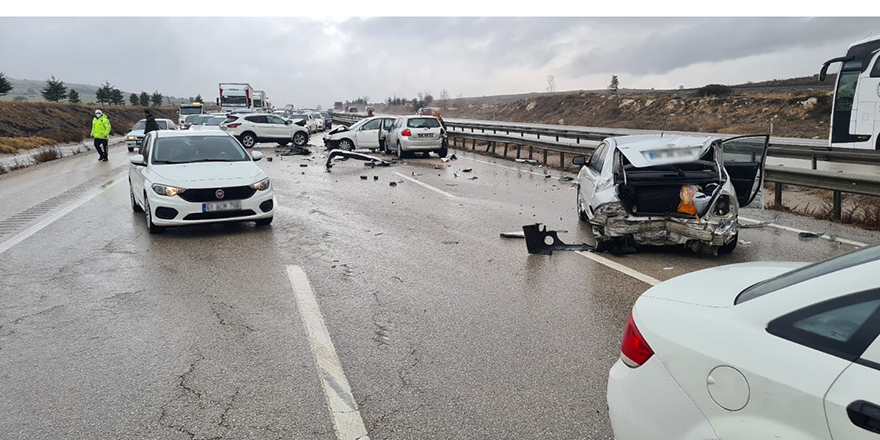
[91,115,111,140]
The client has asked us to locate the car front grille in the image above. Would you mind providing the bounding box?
[183,210,256,220]
[178,186,256,203]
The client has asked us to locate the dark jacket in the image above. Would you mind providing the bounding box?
[144,115,161,134]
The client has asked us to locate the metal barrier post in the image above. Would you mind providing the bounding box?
[516,144,521,159]
[833,191,842,220]
[811,156,818,170]
[529,145,533,160]
[504,143,509,157]
[472,139,476,150]
[775,183,782,206]
[560,152,565,170]
[543,149,548,165]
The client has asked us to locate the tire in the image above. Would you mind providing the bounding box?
[127,146,134,152]
[256,216,273,226]
[396,142,406,159]
[144,197,165,235]
[130,184,143,213]
[240,133,256,149]
[719,233,738,254]
[293,131,308,147]
[338,139,354,151]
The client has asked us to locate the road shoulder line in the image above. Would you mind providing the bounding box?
[392,171,458,198]
[576,251,661,286]
[739,216,867,247]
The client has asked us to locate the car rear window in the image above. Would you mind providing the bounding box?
[736,244,880,304]
[223,117,238,124]
[407,118,440,128]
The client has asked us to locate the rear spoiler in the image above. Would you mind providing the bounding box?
[820,56,853,81]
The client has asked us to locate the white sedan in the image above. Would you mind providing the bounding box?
[128,131,275,234]
[608,245,880,440]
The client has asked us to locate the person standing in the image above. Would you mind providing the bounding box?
[91,109,111,162]
[143,109,160,135]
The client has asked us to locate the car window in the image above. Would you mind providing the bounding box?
[151,136,250,164]
[768,289,880,361]
[362,119,382,130]
[223,117,238,124]
[158,121,169,130]
[871,55,880,78]
[245,115,268,124]
[140,133,153,160]
[383,118,396,130]
[737,244,880,304]
[407,118,441,128]
[588,142,608,172]
[267,115,286,124]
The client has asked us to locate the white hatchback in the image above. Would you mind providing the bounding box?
[608,245,880,440]
[128,131,275,234]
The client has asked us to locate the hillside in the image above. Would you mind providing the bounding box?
[1,76,190,105]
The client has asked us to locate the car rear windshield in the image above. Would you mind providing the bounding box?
[151,136,249,165]
[736,244,880,304]
[407,118,440,128]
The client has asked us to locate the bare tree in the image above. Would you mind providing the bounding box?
[546,75,556,93]
[439,89,450,109]
[454,93,464,110]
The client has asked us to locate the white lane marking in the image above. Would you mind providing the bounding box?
[286,266,370,440]
[392,171,458,198]
[0,174,126,256]
[576,251,661,286]
[468,157,552,177]
[739,216,868,248]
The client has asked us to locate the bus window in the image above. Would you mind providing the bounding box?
[834,72,859,113]
[872,57,880,78]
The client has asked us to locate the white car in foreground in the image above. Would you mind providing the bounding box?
[128,131,275,234]
[608,245,880,440]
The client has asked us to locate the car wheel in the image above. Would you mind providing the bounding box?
[127,146,134,152]
[293,132,308,147]
[256,216,273,226]
[240,133,256,149]
[130,184,143,213]
[144,197,165,234]
[338,139,354,151]
[396,142,405,159]
[719,233,738,254]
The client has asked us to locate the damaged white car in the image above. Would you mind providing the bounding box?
[574,134,769,254]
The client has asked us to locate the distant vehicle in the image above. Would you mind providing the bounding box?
[820,35,880,150]
[253,90,269,112]
[323,116,396,152]
[320,112,332,130]
[311,112,325,131]
[190,116,226,131]
[385,115,447,158]
[273,109,290,119]
[608,243,880,440]
[128,131,275,234]
[347,106,359,113]
[573,134,769,254]
[220,113,309,148]
[219,83,253,112]
[334,102,344,111]
[417,107,435,116]
[291,113,317,134]
[182,114,204,130]
[125,118,177,152]
[178,103,204,126]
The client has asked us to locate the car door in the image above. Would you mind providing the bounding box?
[266,115,290,140]
[721,135,769,208]
[822,289,880,440]
[356,118,382,149]
[130,132,153,203]
[381,118,397,145]
[244,115,270,141]
[577,141,610,216]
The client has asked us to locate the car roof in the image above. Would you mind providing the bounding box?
[154,130,231,138]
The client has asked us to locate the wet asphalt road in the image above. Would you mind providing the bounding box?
[1,138,879,439]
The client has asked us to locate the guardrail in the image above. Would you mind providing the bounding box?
[328,112,880,219]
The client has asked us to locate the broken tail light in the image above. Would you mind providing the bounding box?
[620,312,653,368]
[401,129,412,137]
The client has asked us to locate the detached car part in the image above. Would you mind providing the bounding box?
[325,149,392,169]
[522,223,594,255]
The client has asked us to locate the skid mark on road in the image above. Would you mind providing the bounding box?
[392,172,458,199]
[576,251,661,286]
[739,216,868,247]
[286,265,370,440]
[0,173,127,256]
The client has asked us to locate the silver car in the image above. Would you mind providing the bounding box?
[385,115,448,158]
[574,134,768,254]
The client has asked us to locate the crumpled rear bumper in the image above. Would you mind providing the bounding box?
[591,204,736,247]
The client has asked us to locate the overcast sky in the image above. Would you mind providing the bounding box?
[0,17,876,108]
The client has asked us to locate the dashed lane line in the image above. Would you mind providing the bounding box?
[392,171,458,198]
[739,216,868,248]
[576,251,661,286]
[0,173,127,256]
[286,266,370,440]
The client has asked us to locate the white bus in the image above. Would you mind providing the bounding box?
[177,103,204,125]
[219,83,253,112]
[820,35,880,150]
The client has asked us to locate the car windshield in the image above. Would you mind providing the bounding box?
[736,244,880,304]
[321,113,330,118]
[193,116,212,125]
[184,115,201,123]
[180,107,202,115]
[292,114,309,120]
[222,95,248,105]
[151,136,250,165]
[407,118,441,128]
[205,117,225,126]
[133,121,145,130]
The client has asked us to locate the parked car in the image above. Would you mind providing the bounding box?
[347,106,359,113]
[323,116,397,152]
[182,114,203,130]
[311,112,325,131]
[125,118,176,152]
[128,131,275,234]
[573,134,769,254]
[220,113,309,148]
[608,244,880,440]
[190,116,226,131]
[291,113,317,134]
[385,115,447,158]
[320,112,332,130]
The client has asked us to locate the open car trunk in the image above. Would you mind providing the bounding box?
[617,163,723,217]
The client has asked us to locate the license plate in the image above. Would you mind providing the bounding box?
[136,140,142,145]
[418,133,433,138]
[203,200,241,212]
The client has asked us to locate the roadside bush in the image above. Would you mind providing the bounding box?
[0,136,56,154]
[694,84,733,97]
[32,147,61,164]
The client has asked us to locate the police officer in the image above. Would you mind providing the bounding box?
[91,109,111,162]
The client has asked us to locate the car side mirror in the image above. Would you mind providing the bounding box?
[572,155,588,166]
[286,120,292,125]
[130,155,146,166]
[251,151,263,162]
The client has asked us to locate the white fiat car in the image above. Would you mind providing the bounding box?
[608,245,880,440]
[574,134,768,254]
[128,131,275,234]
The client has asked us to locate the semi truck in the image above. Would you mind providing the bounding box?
[177,103,204,126]
[219,83,253,112]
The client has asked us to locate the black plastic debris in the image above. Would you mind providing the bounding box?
[389,182,397,187]
[798,231,825,239]
[500,232,525,239]
[326,149,391,169]
[300,164,308,167]
[267,157,273,162]
[522,223,594,255]
[442,240,460,244]
[360,175,368,180]
[373,176,379,181]
[559,176,574,182]
[449,154,457,161]
[279,145,311,156]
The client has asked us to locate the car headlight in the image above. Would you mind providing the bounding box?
[127,136,136,141]
[151,183,186,197]
[250,178,270,191]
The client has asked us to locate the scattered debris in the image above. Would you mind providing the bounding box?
[462,168,473,173]
[434,165,443,169]
[392,276,403,282]
[663,267,674,271]
[279,145,311,156]
[442,240,460,244]
[522,223,594,255]
[559,176,574,182]
[798,231,825,239]
[828,234,837,242]
[545,174,552,178]
[500,231,525,239]
[360,175,368,180]
[515,159,538,164]
[412,172,423,176]
[389,182,397,187]
[267,157,273,162]
[300,164,308,167]
[325,149,392,169]
[738,217,778,228]
[374,176,379,181]
[738,239,752,245]
[469,176,479,180]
